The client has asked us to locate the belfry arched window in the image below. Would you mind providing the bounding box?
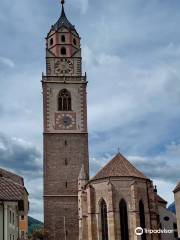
[139,200,146,240]
[58,89,71,111]
[61,47,66,55]
[100,199,109,240]
[119,199,129,240]
[61,35,66,42]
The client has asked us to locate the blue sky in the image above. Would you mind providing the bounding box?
[0,0,180,221]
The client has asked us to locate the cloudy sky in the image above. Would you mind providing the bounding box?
[0,0,180,221]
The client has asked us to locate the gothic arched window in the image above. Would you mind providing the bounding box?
[119,199,129,240]
[100,199,109,240]
[61,47,66,55]
[58,89,71,111]
[139,200,146,240]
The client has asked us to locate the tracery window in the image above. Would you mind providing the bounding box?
[58,89,71,111]
[100,199,109,240]
[119,199,129,240]
[139,200,146,240]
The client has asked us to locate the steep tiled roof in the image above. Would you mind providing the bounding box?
[0,168,24,186]
[173,182,180,193]
[0,177,24,201]
[92,153,148,180]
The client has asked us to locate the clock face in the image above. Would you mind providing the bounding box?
[54,59,73,75]
[55,113,76,130]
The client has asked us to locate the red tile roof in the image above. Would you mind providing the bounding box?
[92,153,148,181]
[174,182,180,193]
[0,168,24,186]
[0,177,24,201]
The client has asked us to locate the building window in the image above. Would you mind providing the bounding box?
[50,38,53,46]
[9,210,12,223]
[100,199,108,240]
[61,35,66,42]
[61,47,66,55]
[163,216,170,221]
[139,200,146,240]
[12,212,15,225]
[21,215,25,220]
[66,181,68,188]
[58,89,71,111]
[119,199,129,240]
[73,38,77,45]
[65,158,68,165]
[10,234,12,240]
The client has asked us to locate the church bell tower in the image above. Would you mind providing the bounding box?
[42,1,89,239]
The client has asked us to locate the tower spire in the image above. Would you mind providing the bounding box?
[60,0,66,17]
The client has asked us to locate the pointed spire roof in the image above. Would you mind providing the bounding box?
[92,153,148,181]
[51,1,78,36]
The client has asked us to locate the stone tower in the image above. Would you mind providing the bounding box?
[42,1,89,239]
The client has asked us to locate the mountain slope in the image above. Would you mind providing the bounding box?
[168,202,176,214]
[28,216,44,235]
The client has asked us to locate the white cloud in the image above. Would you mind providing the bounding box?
[85,46,180,134]
[0,56,15,68]
[70,0,89,14]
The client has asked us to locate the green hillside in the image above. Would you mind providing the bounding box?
[28,216,44,235]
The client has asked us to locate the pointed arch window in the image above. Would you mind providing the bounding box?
[100,199,109,240]
[58,89,71,111]
[139,200,146,240]
[119,199,129,240]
